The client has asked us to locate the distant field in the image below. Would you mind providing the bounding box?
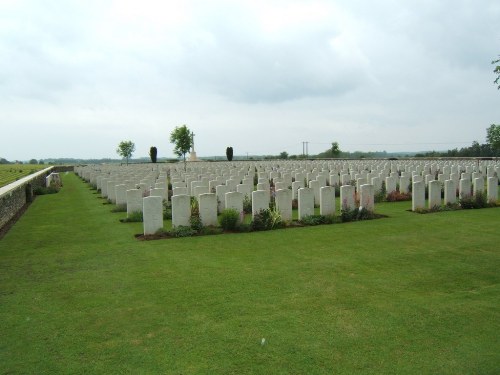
[0,164,48,188]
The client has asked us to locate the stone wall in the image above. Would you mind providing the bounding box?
[0,167,53,231]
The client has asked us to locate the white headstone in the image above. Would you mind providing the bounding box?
[428,180,441,209]
[126,189,142,217]
[171,194,191,228]
[251,190,270,218]
[385,176,397,195]
[459,179,471,200]
[319,186,335,216]
[359,184,374,211]
[173,187,188,196]
[412,181,425,211]
[340,185,355,211]
[308,180,321,207]
[275,189,292,221]
[225,191,244,220]
[487,176,498,203]
[444,180,456,205]
[143,196,163,235]
[298,188,314,219]
[473,177,484,196]
[199,193,218,226]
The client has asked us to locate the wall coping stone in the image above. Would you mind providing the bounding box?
[0,166,54,198]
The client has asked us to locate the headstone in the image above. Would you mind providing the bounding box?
[193,186,210,201]
[126,189,142,217]
[150,188,165,199]
[371,177,382,193]
[308,180,320,207]
[171,194,191,228]
[444,180,456,205]
[320,186,335,216]
[199,193,218,226]
[275,189,292,221]
[173,187,188,196]
[143,196,163,235]
[399,176,410,194]
[274,182,288,191]
[412,181,425,211]
[340,185,355,211]
[385,176,397,195]
[459,179,471,200]
[216,185,229,213]
[472,177,484,196]
[251,190,270,218]
[226,179,238,192]
[257,182,270,191]
[298,188,314,219]
[115,184,127,207]
[292,180,304,200]
[107,181,117,203]
[237,184,252,200]
[487,176,498,203]
[428,180,441,209]
[359,184,374,211]
[225,191,244,220]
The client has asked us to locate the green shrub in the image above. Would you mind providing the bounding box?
[243,195,252,214]
[219,209,240,231]
[386,191,412,202]
[300,214,336,226]
[169,226,196,238]
[190,214,203,232]
[341,207,375,222]
[120,211,143,222]
[251,208,283,231]
[460,191,488,209]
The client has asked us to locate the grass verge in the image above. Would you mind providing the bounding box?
[0,173,499,374]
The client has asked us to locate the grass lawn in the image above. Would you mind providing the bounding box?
[0,164,49,187]
[1,172,499,374]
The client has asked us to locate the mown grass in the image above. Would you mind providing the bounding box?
[0,164,48,187]
[0,173,499,374]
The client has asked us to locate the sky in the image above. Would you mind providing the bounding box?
[1,0,499,160]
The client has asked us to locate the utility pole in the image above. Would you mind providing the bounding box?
[302,141,309,157]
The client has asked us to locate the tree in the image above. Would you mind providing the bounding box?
[226,147,233,161]
[116,140,135,165]
[29,159,37,164]
[149,146,158,163]
[486,124,500,153]
[493,55,500,90]
[279,151,288,159]
[331,142,341,158]
[170,125,192,169]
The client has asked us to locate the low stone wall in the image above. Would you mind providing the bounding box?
[0,167,54,231]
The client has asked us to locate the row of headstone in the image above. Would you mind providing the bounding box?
[412,176,498,211]
[74,160,498,233]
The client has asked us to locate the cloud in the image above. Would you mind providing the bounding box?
[0,0,498,160]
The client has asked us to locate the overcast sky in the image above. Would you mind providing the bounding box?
[1,0,499,160]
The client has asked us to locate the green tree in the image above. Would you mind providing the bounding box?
[331,142,341,158]
[486,124,500,153]
[226,147,233,161]
[279,151,288,159]
[149,146,158,163]
[493,55,500,90]
[29,159,37,164]
[170,125,192,169]
[116,140,135,165]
